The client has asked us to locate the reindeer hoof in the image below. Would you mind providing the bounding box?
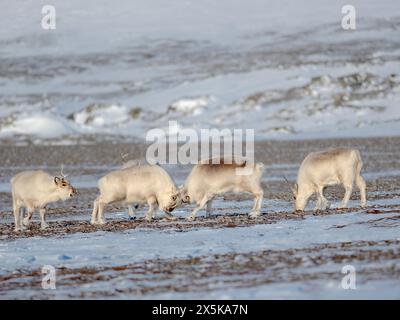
[322,201,331,209]
[22,218,31,227]
[360,202,367,208]
[41,223,49,230]
[249,211,261,218]
[91,219,106,226]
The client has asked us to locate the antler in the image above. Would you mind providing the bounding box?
[60,164,68,178]
[283,175,290,185]
[264,184,286,201]
[120,152,129,162]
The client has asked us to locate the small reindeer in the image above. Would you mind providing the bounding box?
[291,148,366,211]
[179,158,264,221]
[11,166,77,231]
[91,164,180,225]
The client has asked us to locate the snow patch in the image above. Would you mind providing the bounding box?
[70,104,135,128]
[0,114,73,139]
[168,97,211,115]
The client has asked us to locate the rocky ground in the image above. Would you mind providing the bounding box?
[0,137,399,299]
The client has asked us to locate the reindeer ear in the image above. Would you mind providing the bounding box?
[54,177,61,185]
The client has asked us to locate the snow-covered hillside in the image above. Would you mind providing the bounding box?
[0,0,400,143]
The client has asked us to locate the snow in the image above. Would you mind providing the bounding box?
[0,0,400,143]
[72,104,131,128]
[0,162,399,299]
[0,0,400,299]
[1,206,399,299]
[1,211,398,275]
[0,114,74,139]
[149,279,400,300]
[168,97,210,115]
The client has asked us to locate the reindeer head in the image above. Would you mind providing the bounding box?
[162,187,181,213]
[54,165,77,199]
[283,176,303,211]
[292,183,298,201]
[178,186,191,204]
[290,182,308,212]
[283,176,298,200]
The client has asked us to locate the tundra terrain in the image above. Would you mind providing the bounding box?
[0,137,399,299]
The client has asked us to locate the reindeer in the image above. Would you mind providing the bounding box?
[290,148,366,211]
[179,158,264,221]
[11,166,77,231]
[91,164,180,225]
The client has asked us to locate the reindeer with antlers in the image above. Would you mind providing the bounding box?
[10,165,77,231]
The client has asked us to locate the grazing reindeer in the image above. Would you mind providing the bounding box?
[11,166,77,231]
[292,148,366,211]
[91,164,180,225]
[179,158,264,221]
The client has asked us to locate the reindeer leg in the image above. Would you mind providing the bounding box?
[23,207,34,227]
[91,197,99,225]
[249,187,263,218]
[315,186,328,211]
[18,206,27,231]
[97,200,107,225]
[40,208,49,230]
[13,203,22,232]
[186,195,209,221]
[127,204,136,220]
[315,194,322,211]
[205,199,213,218]
[93,194,113,225]
[145,197,157,222]
[356,174,367,208]
[339,183,353,209]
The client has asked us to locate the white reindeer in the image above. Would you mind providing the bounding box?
[179,158,264,221]
[292,147,367,211]
[91,164,180,225]
[11,167,77,231]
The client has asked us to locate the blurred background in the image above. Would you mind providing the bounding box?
[0,0,399,144]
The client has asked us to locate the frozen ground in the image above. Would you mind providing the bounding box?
[1,0,400,143]
[0,0,399,300]
[0,138,399,299]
